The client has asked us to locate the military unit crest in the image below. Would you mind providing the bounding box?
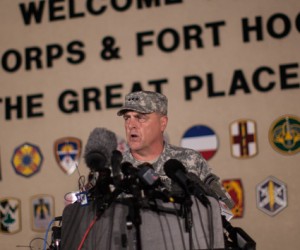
[54,137,82,175]
[269,115,300,155]
[30,194,55,232]
[222,179,244,218]
[181,125,219,161]
[229,119,258,159]
[256,176,287,216]
[0,197,21,234]
[11,142,43,178]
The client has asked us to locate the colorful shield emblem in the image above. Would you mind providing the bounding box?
[0,197,21,234]
[30,194,55,232]
[256,176,287,216]
[230,119,258,158]
[54,137,82,175]
[222,179,244,218]
[11,142,43,177]
[269,115,300,155]
[180,125,218,160]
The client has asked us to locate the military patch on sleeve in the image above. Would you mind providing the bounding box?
[54,137,82,175]
[229,119,258,159]
[11,142,43,177]
[256,176,287,216]
[222,179,244,218]
[269,115,300,155]
[30,194,55,232]
[0,197,21,234]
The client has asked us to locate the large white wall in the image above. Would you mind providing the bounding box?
[0,0,299,249]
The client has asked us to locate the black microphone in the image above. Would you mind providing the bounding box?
[137,162,159,186]
[120,161,142,198]
[204,173,235,209]
[164,159,210,207]
[111,150,123,185]
[84,127,118,171]
[186,172,218,199]
[121,161,138,176]
[137,163,174,203]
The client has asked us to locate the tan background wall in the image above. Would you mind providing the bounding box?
[0,0,299,249]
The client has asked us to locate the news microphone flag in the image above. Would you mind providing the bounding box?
[180,125,218,160]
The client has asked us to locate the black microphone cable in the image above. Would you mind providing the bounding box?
[172,202,188,250]
[155,201,188,250]
[187,173,215,250]
[194,196,214,250]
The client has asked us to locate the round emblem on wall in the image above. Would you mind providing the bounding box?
[269,114,300,155]
[11,142,43,177]
[180,125,218,161]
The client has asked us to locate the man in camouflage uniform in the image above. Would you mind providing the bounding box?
[117,90,212,191]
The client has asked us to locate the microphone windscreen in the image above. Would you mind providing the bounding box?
[85,151,106,171]
[163,158,187,179]
[84,127,117,171]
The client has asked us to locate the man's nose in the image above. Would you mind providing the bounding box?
[127,118,138,128]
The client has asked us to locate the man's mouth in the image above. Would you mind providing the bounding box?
[129,132,139,141]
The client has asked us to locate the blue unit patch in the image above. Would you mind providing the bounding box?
[256,176,287,216]
[54,137,82,175]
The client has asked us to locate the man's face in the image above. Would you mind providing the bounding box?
[123,111,168,154]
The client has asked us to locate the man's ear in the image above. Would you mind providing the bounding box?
[160,116,168,131]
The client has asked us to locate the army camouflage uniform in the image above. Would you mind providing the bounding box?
[122,142,211,191]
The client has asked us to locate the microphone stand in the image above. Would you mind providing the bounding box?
[176,192,193,250]
[222,216,256,250]
[126,196,142,250]
[122,176,143,250]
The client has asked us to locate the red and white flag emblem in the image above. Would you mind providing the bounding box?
[181,125,218,160]
[230,119,258,158]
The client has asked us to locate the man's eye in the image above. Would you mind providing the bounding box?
[137,115,147,122]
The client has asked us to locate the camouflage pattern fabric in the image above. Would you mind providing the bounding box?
[117,91,168,116]
[122,142,211,191]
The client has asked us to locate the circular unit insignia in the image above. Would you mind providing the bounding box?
[269,115,300,155]
[181,125,218,161]
[11,142,43,177]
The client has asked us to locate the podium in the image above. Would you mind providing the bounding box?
[61,196,225,250]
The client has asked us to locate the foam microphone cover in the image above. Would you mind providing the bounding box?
[84,127,117,171]
[164,159,187,180]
